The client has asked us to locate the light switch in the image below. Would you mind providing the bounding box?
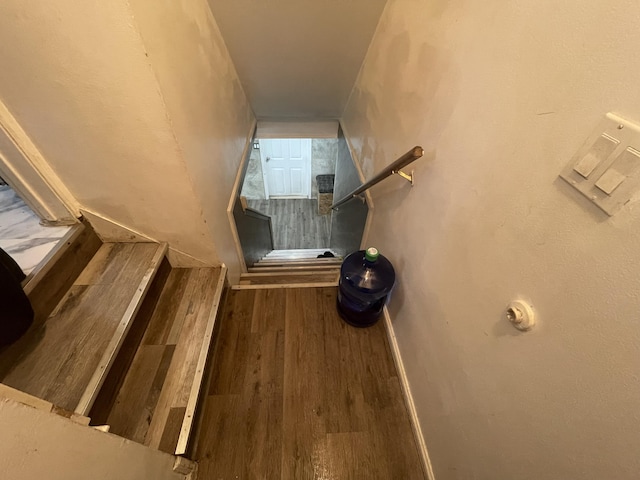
[573,134,619,178]
[595,147,640,195]
[595,169,626,195]
[559,113,640,215]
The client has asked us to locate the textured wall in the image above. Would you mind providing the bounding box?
[128,0,255,276]
[0,1,219,262]
[241,148,266,199]
[311,139,338,199]
[342,1,640,479]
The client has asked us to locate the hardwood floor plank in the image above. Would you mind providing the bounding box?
[319,288,368,434]
[172,269,219,406]
[208,290,255,395]
[158,406,186,454]
[243,329,284,479]
[321,432,385,478]
[250,288,286,333]
[194,286,425,479]
[281,288,328,479]
[194,394,247,479]
[247,199,331,250]
[141,269,191,346]
[105,344,167,442]
[72,242,117,285]
[26,222,102,325]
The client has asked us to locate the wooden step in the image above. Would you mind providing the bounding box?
[23,221,102,324]
[263,248,339,260]
[248,264,342,273]
[254,257,343,268]
[0,242,166,413]
[234,268,340,290]
[89,265,227,456]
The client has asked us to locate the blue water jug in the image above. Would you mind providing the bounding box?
[337,247,396,327]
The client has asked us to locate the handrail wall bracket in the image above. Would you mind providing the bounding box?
[392,169,414,186]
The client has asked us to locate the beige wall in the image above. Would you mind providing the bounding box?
[127,0,255,278]
[0,0,251,266]
[0,399,185,480]
[343,1,640,479]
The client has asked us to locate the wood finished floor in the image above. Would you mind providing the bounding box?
[247,199,331,250]
[0,242,159,411]
[193,287,424,479]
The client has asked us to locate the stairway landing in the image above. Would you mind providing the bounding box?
[237,248,342,290]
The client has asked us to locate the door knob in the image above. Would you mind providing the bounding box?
[266,157,271,162]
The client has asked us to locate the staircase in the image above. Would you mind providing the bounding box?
[0,221,226,462]
[237,248,342,289]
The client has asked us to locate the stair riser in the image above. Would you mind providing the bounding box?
[248,265,342,273]
[24,223,102,326]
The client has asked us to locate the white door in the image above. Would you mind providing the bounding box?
[259,139,311,198]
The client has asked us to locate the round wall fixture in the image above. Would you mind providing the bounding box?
[506,300,535,331]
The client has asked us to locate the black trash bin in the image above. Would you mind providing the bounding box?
[0,248,34,346]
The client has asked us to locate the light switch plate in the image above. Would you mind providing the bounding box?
[560,113,640,215]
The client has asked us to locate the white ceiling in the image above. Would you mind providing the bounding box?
[208,0,388,120]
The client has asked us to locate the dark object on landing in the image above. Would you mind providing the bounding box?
[337,247,396,328]
[0,247,26,283]
[317,251,335,258]
[0,248,33,346]
[316,174,335,194]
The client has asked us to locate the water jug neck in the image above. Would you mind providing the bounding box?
[365,247,379,263]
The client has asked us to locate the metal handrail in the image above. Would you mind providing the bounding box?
[331,146,424,209]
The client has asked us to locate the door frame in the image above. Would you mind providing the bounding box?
[258,138,312,199]
[0,99,79,224]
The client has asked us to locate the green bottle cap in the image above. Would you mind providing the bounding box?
[365,247,379,262]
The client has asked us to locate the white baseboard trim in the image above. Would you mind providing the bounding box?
[0,98,80,221]
[382,306,435,480]
[81,208,214,268]
[165,248,214,269]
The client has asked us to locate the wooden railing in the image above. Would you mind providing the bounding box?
[331,146,424,209]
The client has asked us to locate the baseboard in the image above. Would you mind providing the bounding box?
[0,98,80,221]
[166,248,214,268]
[81,208,215,268]
[382,306,435,480]
[81,209,155,243]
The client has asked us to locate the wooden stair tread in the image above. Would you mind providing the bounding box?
[263,248,339,260]
[234,268,340,290]
[248,264,341,273]
[240,270,339,284]
[0,242,164,412]
[94,266,225,455]
[255,257,343,267]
